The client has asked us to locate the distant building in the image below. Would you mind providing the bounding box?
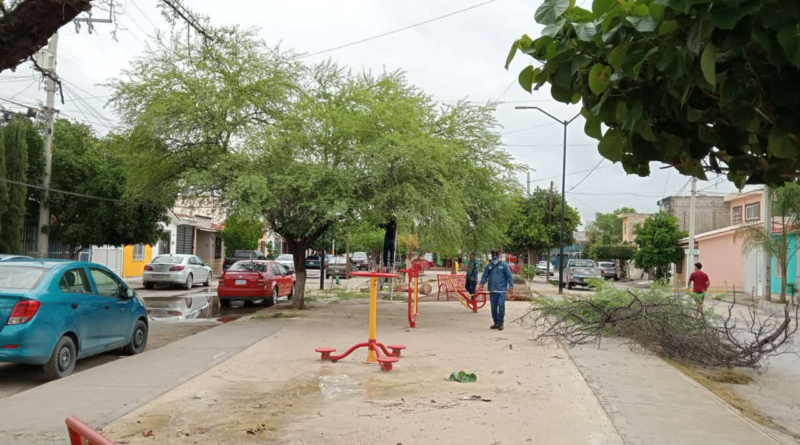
[657,195,730,235]
[619,213,653,244]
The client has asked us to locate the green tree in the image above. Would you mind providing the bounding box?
[735,183,800,303]
[221,215,263,252]
[588,244,637,279]
[0,119,7,242]
[506,188,580,270]
[633,212,686,280]
[21,119,45,223]
[507,0,800,186]
[0,119,29,253]
[586,207,636,248]
[46,120,168,258]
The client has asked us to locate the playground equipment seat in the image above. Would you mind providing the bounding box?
[377,356,399,371]
[315,347,336,361]
[387,344,407,357]
[437,274,466,300]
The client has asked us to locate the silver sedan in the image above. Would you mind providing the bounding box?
[143,254,213,290]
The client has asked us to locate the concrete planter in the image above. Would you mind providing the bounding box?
[757,299,797,318]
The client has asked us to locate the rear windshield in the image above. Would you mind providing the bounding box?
[229,261,267,272]
[152,256,184,264]
[234,251,257,258]
[599,262,614,267]
[571,260,596,268]
[277,255,293,261]
[352,253,367,258]
[0,266,46,290]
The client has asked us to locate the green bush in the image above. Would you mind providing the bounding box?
[589,244,636,261]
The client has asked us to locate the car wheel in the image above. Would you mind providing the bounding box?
[144,282,155,290]
[204,272,212,287]
[184,274,193,290]
[567,282,574,290]
[123,320,148,355]
[267,287,278,307]
[43,336,76,380]
[220,298,231,308]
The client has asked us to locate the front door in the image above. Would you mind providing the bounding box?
[270,263,285,296]
[89,268,133,347]
[58,267,106,354]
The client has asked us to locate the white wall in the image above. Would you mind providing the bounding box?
[91,246,124,274]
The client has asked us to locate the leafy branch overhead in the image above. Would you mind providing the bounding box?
[507,0,800,186]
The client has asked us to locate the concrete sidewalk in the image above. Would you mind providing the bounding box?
[0,318,284,445]
[566,338,790,445]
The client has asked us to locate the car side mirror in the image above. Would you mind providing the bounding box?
[127,288,136,299]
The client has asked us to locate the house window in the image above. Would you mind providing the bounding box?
[745,203,760,221]
[732,206,743,224]
[133,244,145,262]
[214,237,222,259]
[676,260,683,274]
[775,260,783,279]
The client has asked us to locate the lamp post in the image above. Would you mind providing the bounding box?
[515,107,580,294]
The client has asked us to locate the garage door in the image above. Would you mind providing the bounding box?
[176,226,194,254]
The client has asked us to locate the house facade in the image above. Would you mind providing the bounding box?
[657,195,730,235]
[619,213,653,244]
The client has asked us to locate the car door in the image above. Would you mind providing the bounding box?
[88,267,133,347]
[277,264,292,295]
[270,263,284,296]
[192,256,209,282]
[58,267,107,355]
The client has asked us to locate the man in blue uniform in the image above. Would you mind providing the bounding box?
[479,249,514,331]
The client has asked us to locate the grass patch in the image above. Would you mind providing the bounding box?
[548,280,559,287]
[252,311,303,320]
[336,290,369,300]
[667,359,799,439]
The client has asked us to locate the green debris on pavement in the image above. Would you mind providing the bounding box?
[447,371,477,383]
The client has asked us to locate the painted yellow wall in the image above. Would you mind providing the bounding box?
[122,244,153,278]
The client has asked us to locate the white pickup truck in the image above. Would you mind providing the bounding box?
[562,259,602,289]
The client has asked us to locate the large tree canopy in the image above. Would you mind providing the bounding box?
[507,0,800,186]
[586,207,637,247]
[634,212,686,279]
[506,188,581,260]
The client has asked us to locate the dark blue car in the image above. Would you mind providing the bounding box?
[0,260,149,379]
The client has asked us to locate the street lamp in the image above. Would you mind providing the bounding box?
[515,106,580,295]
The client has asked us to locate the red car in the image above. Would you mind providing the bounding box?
[218,260,295,307]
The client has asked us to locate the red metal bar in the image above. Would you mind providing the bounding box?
[350,271,398,278]
[66,416,117,445]
[328,341,369,362]
[400,268,419,328]
[374,341,392,357]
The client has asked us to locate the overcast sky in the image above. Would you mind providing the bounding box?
[0,0,749,226]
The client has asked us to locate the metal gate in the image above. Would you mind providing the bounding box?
[176,226,194,254]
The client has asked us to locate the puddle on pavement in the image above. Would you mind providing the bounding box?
[145,293,291,323]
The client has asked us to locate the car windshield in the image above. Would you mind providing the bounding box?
[352,253,367,259]
[0,266,46,290]
[277,255,293,261]
[571,260,596,268]
[152,256,184,264]
[229,261,267,272]
[234,250,256,258]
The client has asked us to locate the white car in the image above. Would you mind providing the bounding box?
[143,254,214,290]
[537,261,554,275]
[276,254,295,273]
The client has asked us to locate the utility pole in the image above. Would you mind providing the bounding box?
[36,33,59,259]
[685,178,697,289]
[547,181,554,279]
[763,186,772,301]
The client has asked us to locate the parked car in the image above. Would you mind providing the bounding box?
[223,250,266,270]
[0,260,148,379]
[0,254,32,262]
[561,259,603,289]
[218,260,295,307]
[597,261,618,281]
[350,252,369,271]
[536,261,554,276]
[326,256,349,278]
[276,254,295,273]
[305,255,322,269]
[143,254,213,290]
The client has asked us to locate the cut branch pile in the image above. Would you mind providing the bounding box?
[519,282,798,368]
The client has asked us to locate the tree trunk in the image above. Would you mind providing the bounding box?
[290,240,307,310]
[0,0,93,73]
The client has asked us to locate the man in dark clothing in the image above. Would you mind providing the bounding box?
[465,251,480,298]
[378,217,397,269]
[688,262,710,315]
[479,249,514,331]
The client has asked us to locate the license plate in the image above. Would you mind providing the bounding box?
[152,274,168,279]
[235,279,247,286]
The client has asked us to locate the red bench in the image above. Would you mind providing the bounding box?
[437,274,466,301]
[66,416,117,445]
[509,264,522,275]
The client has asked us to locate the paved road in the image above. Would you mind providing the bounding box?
[0,316,286,445]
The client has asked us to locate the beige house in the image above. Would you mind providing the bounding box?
[619,213,653,244]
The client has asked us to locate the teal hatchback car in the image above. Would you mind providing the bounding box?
[0,260,148,379]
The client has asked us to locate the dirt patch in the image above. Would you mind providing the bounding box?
[252,311,304,320]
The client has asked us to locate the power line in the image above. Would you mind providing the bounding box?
[7,81,38,100]
[529,163,616,185]
[129,0,159,29]
[501,122,558,136]
[299,0,500,59]
[567,159,604,192]
[502,143,595,147]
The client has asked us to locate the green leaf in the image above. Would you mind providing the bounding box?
[582,107,603,140]
[592,0,616,19]
[505,39,520,70]
[711,0,763,30]
[687,107,703,122]
[448,371,477,383]
[656,53,685,78]
[659,20,679,35]
[768,125,800,159]
[542,18,568,37]
[638,120,657,142]
[608,40,631,72]
[550,84,573,102]
[778,25,800,67]
[632,4,650,17]
[627,16,658,33]
[518,66,534,93]
[567,7,595,22]
[599,128,625,162]
[700,43,717,89]
[588,63,612,95]
[570,55,592,76]
[649,3,666,22]
[535,0,571,25]
[616,101,628,122]
[574,22,597,42]
[728,173,747,190]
